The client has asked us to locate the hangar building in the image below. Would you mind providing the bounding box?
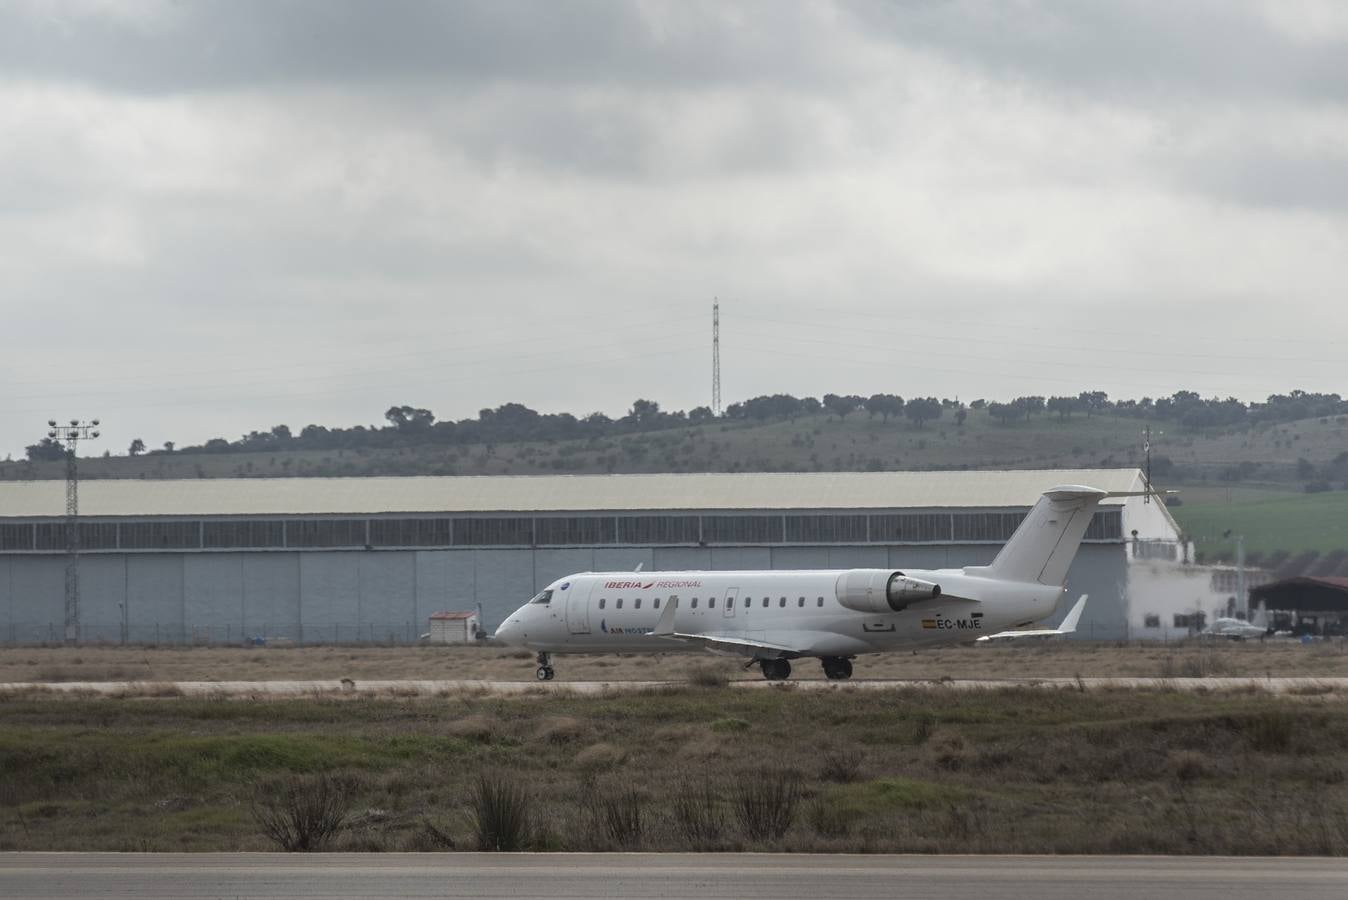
[0,468,1184,644]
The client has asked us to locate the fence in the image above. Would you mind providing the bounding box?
[2,621,428,646]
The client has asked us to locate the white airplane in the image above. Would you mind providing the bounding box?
[1204,602,1270,641]
[976,594,1088,642]
[495,485,1122,681]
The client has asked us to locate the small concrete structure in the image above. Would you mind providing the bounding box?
[427,610,481,644]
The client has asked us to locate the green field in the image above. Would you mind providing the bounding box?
[1172,488,1348,562]
[2,686,1347,855]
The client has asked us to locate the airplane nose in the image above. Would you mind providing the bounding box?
[495,618,522,646]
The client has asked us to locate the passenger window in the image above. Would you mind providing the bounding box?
[635,598,642,610]
[798,597,805,607]
[654,598,661,609]
[762,598,769,608]
[617,598,623,609]
[817,597,824,607]
[779,597,786,608]
[691,598,699,609]
[744,597,751,608]
[709,598,716,609]
[599,598,606,609]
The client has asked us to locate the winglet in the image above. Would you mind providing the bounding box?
[1058,594,1088,634]
[653,596,678,636]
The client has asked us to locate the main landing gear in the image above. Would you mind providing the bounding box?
[821,656,854,681]
[759,658,792,681]
[535,651,555,681]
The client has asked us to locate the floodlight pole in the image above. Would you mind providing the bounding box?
[47,419,100,643]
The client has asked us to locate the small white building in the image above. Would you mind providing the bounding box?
[427,610,481,644]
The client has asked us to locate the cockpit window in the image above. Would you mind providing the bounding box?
[529,589,553,605]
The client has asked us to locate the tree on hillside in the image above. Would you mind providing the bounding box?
[626,398,663,427]
[955,408,967,426]
[904,397,942,428]
[1047,396,1079,420]
[163,441,175,453]
[823,393,863,420]
[385,406,435,433]
[1014,396,1046,420]
[128,438,146,456]
[688,406,714,423]
[25,437,65,462]
[987,402,1018,425]
[1077,391,1109,416]
[864,393,904,422]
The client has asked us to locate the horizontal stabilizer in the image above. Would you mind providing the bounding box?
[976,595,1088,642]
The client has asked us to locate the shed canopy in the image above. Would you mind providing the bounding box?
[1250,577,1348,612]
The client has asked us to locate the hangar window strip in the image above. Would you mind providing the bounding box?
[0,523,33,551]
[702,515,784,544]
[204,520,285,549]
[952,512,1025,542]
[287,519,367,548]
[119,521,202,550]
[785,515,868,543]
[36,522,119,551]
[1085,509,1123,541]
[369,518,452,548]
[868,513,951,543]
[618,515,700,544]
[535,516,616,546]
[453,517,533,547]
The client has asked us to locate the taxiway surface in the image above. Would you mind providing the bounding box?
[1,676,1345,696]
[1,852,1346,899]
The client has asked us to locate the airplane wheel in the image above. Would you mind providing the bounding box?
[536,666,555,681]
[822,657,853,680]
[760,659,792,681]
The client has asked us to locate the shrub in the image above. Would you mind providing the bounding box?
[669,779,726,849]
[733,769,802,841]
[1245,710,1296,753]
[591,788,644,850]
[818,748,864,784]
[251,773,355,851]
[805,797,850,838]
[469,773,532,851]
[687,664,730,688]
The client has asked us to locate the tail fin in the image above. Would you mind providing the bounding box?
[1057,595,1088,634]
[976,486,1109,586]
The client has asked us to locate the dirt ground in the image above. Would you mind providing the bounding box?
[2,638,1346,683]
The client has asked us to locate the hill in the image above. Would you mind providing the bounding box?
[4,405,1347,562]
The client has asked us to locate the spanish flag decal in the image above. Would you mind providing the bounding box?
[921,618,937,629]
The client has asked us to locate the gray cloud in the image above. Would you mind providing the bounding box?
[0,1,849,94]
[1,1,1346,457]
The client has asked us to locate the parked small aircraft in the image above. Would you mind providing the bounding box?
[495,484,1124,680]
[1204,602,1270,641]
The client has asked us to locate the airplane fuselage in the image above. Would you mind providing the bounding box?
[495,567,1063,658]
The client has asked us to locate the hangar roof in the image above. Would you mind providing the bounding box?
[0,468,1147,518]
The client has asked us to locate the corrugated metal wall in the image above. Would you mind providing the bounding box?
[0,543,1129,644]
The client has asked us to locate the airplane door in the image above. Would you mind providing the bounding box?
[723,587,738,618]
[566,580,593,634]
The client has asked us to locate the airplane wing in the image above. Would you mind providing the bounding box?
[651,597,803,658]
[976,595,1087,643]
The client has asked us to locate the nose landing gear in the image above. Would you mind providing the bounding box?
[821,656,854,680]
[535,651,555,681]
[759,658,792,681]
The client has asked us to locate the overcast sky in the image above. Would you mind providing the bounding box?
[3,0,1347,459]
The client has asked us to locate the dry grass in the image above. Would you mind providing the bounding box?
[1,685,1346,854]
[3,640,1347,686]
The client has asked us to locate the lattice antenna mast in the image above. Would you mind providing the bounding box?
[47,418,100,643]
[712,299,722,417]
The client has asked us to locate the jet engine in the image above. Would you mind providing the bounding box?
[835,570,941,614]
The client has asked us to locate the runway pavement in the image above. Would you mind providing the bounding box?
[1,676,1345,696]
[1,852,1346,899]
